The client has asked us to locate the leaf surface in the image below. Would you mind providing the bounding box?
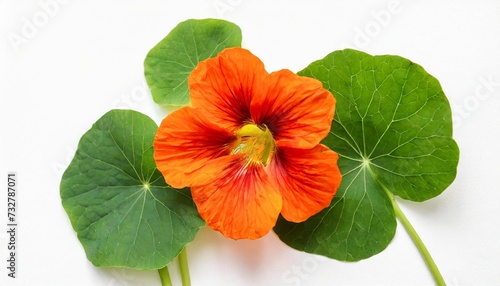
[60,109,205,269]
[274,49,459,261]
[144,18,242,106]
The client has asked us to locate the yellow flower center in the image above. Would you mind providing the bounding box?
[233,124,276,166]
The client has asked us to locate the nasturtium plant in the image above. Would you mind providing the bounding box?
[144,18,242,106]
[62,18,460,286]
[274,49,459,262]
[60,109,205,269]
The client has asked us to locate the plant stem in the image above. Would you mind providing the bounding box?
[178,247,191,286]
[366,165,446,285]
[158,265,173,286]
[389,193,446,286]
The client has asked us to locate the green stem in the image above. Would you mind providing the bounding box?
[158,265,173,286]
[389,193,447,286]
[178,247,191,286]
[366,165,446,285]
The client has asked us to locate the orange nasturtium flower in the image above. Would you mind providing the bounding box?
[154,48,342,240]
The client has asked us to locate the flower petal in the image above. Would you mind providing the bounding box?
[191,156,282,240]
[251,69,335,149]
[189,48,266,132]
[153,107,236,188]
[267,144,342,222]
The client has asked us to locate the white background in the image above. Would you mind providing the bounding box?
[1,1,500,285]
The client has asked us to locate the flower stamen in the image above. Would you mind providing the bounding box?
[233,124,275,166]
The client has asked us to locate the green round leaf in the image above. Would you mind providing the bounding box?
[274,49,459,261]
[144,18,242,106]
[60,110,205,269]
